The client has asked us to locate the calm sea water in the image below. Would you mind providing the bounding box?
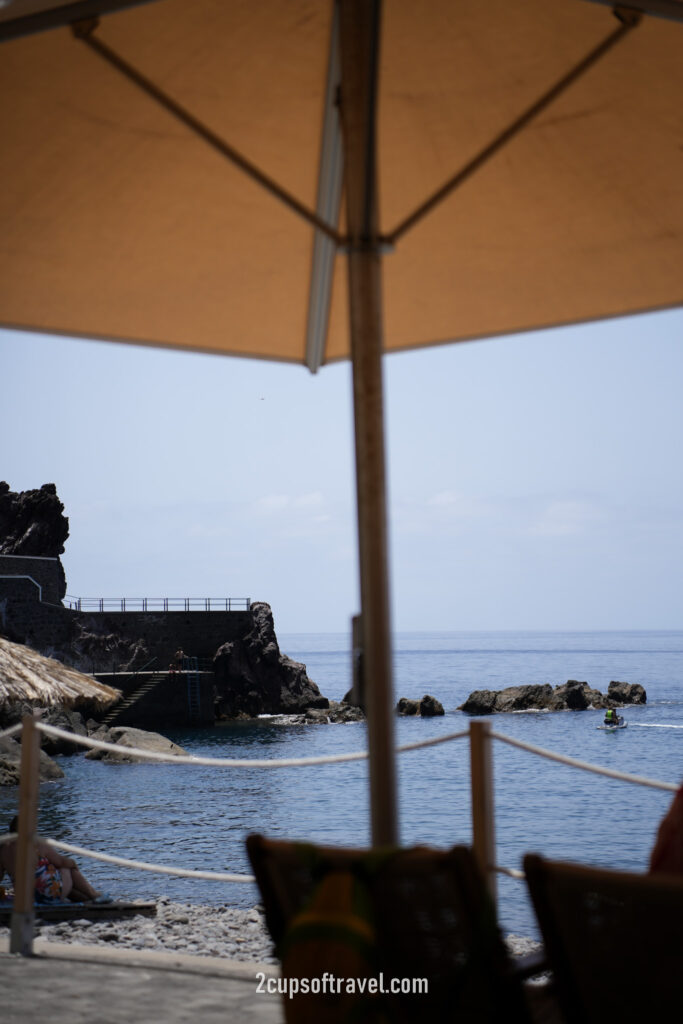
[2,630,682,940]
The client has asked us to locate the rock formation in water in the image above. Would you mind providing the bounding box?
[459,679,647,714]
[0,481,69,599]
[213,602,329,717]
[0,710,189,785]
[84,725,188,763]
[607,680,647,705]
[396,695,445,716]
[0,733,64,786]
[305,700,366,724]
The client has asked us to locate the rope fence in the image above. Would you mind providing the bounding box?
[44,838,255,884]
[490,729,678,793]
[36,721,471,767]
[3,714,679,956]
[0,723,23,741]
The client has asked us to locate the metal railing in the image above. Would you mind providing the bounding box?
[65,596,251,612]
[109,655,157,681]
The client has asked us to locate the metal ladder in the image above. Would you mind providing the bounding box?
[185,656,201,722]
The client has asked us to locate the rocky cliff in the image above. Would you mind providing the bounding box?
[0,483,329,721]
[213,602,328,717]
[0,481,68,599]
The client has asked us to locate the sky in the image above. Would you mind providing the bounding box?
[1,308,682,634]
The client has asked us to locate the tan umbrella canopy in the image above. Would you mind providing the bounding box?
[1,0,682,843]
[0,637,121,711]
[1,1,682,362]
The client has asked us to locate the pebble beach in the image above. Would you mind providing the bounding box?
[1,899,541,967]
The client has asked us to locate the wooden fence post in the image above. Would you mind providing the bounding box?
[10,715,40,955]
[469,719,497,902]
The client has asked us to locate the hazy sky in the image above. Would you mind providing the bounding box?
[2,309,681,634]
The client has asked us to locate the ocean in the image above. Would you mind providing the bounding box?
[2,630,682,940]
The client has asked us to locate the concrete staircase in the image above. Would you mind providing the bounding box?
[101,671,168,727]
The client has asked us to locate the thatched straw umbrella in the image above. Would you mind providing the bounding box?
[0,637,120,714]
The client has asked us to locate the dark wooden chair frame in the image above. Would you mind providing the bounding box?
[247,834,546,1023]
[524,852,683,1024]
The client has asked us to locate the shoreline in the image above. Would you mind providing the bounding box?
[1,899,277,963]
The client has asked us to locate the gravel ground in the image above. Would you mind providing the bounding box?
[1,898,541,967]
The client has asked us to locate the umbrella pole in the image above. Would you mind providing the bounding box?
[338,0,398,847]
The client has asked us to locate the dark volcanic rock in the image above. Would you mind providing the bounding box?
[460,689,498,715]
[608,680,647,705]
[460,678,647,714]
[0,700,34,731]
[84,725,187,763]
[59,618,150,675]
[0,761,19,786]
[213,602,329,717]
[0,735,64,786]
[583,686,607,709]
[396,694,445,717]
[546,680,607,711]
[39,708,88,756]
[494,685,554,713]
[419,694,445,717]
[306,701,365,724]
[396,697,419,716]
[332,702,365,723]
[460,684,554,714]
[341,688,364,711]
[550,680,591,711]
[0,482,69,599]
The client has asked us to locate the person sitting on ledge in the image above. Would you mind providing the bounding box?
[0,816,111,904]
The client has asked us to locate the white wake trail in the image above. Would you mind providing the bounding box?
[629,723,683,729]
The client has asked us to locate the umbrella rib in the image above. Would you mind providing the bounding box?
[385,8,641,246]
[305,0,345,373]
[72,20,345,247]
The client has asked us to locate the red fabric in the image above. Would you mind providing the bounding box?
[649,785,683,875]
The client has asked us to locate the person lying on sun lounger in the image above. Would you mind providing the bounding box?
[0,815,111,904]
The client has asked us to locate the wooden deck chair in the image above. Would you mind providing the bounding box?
[247,835,541,1024]
[524,853,683,1024]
